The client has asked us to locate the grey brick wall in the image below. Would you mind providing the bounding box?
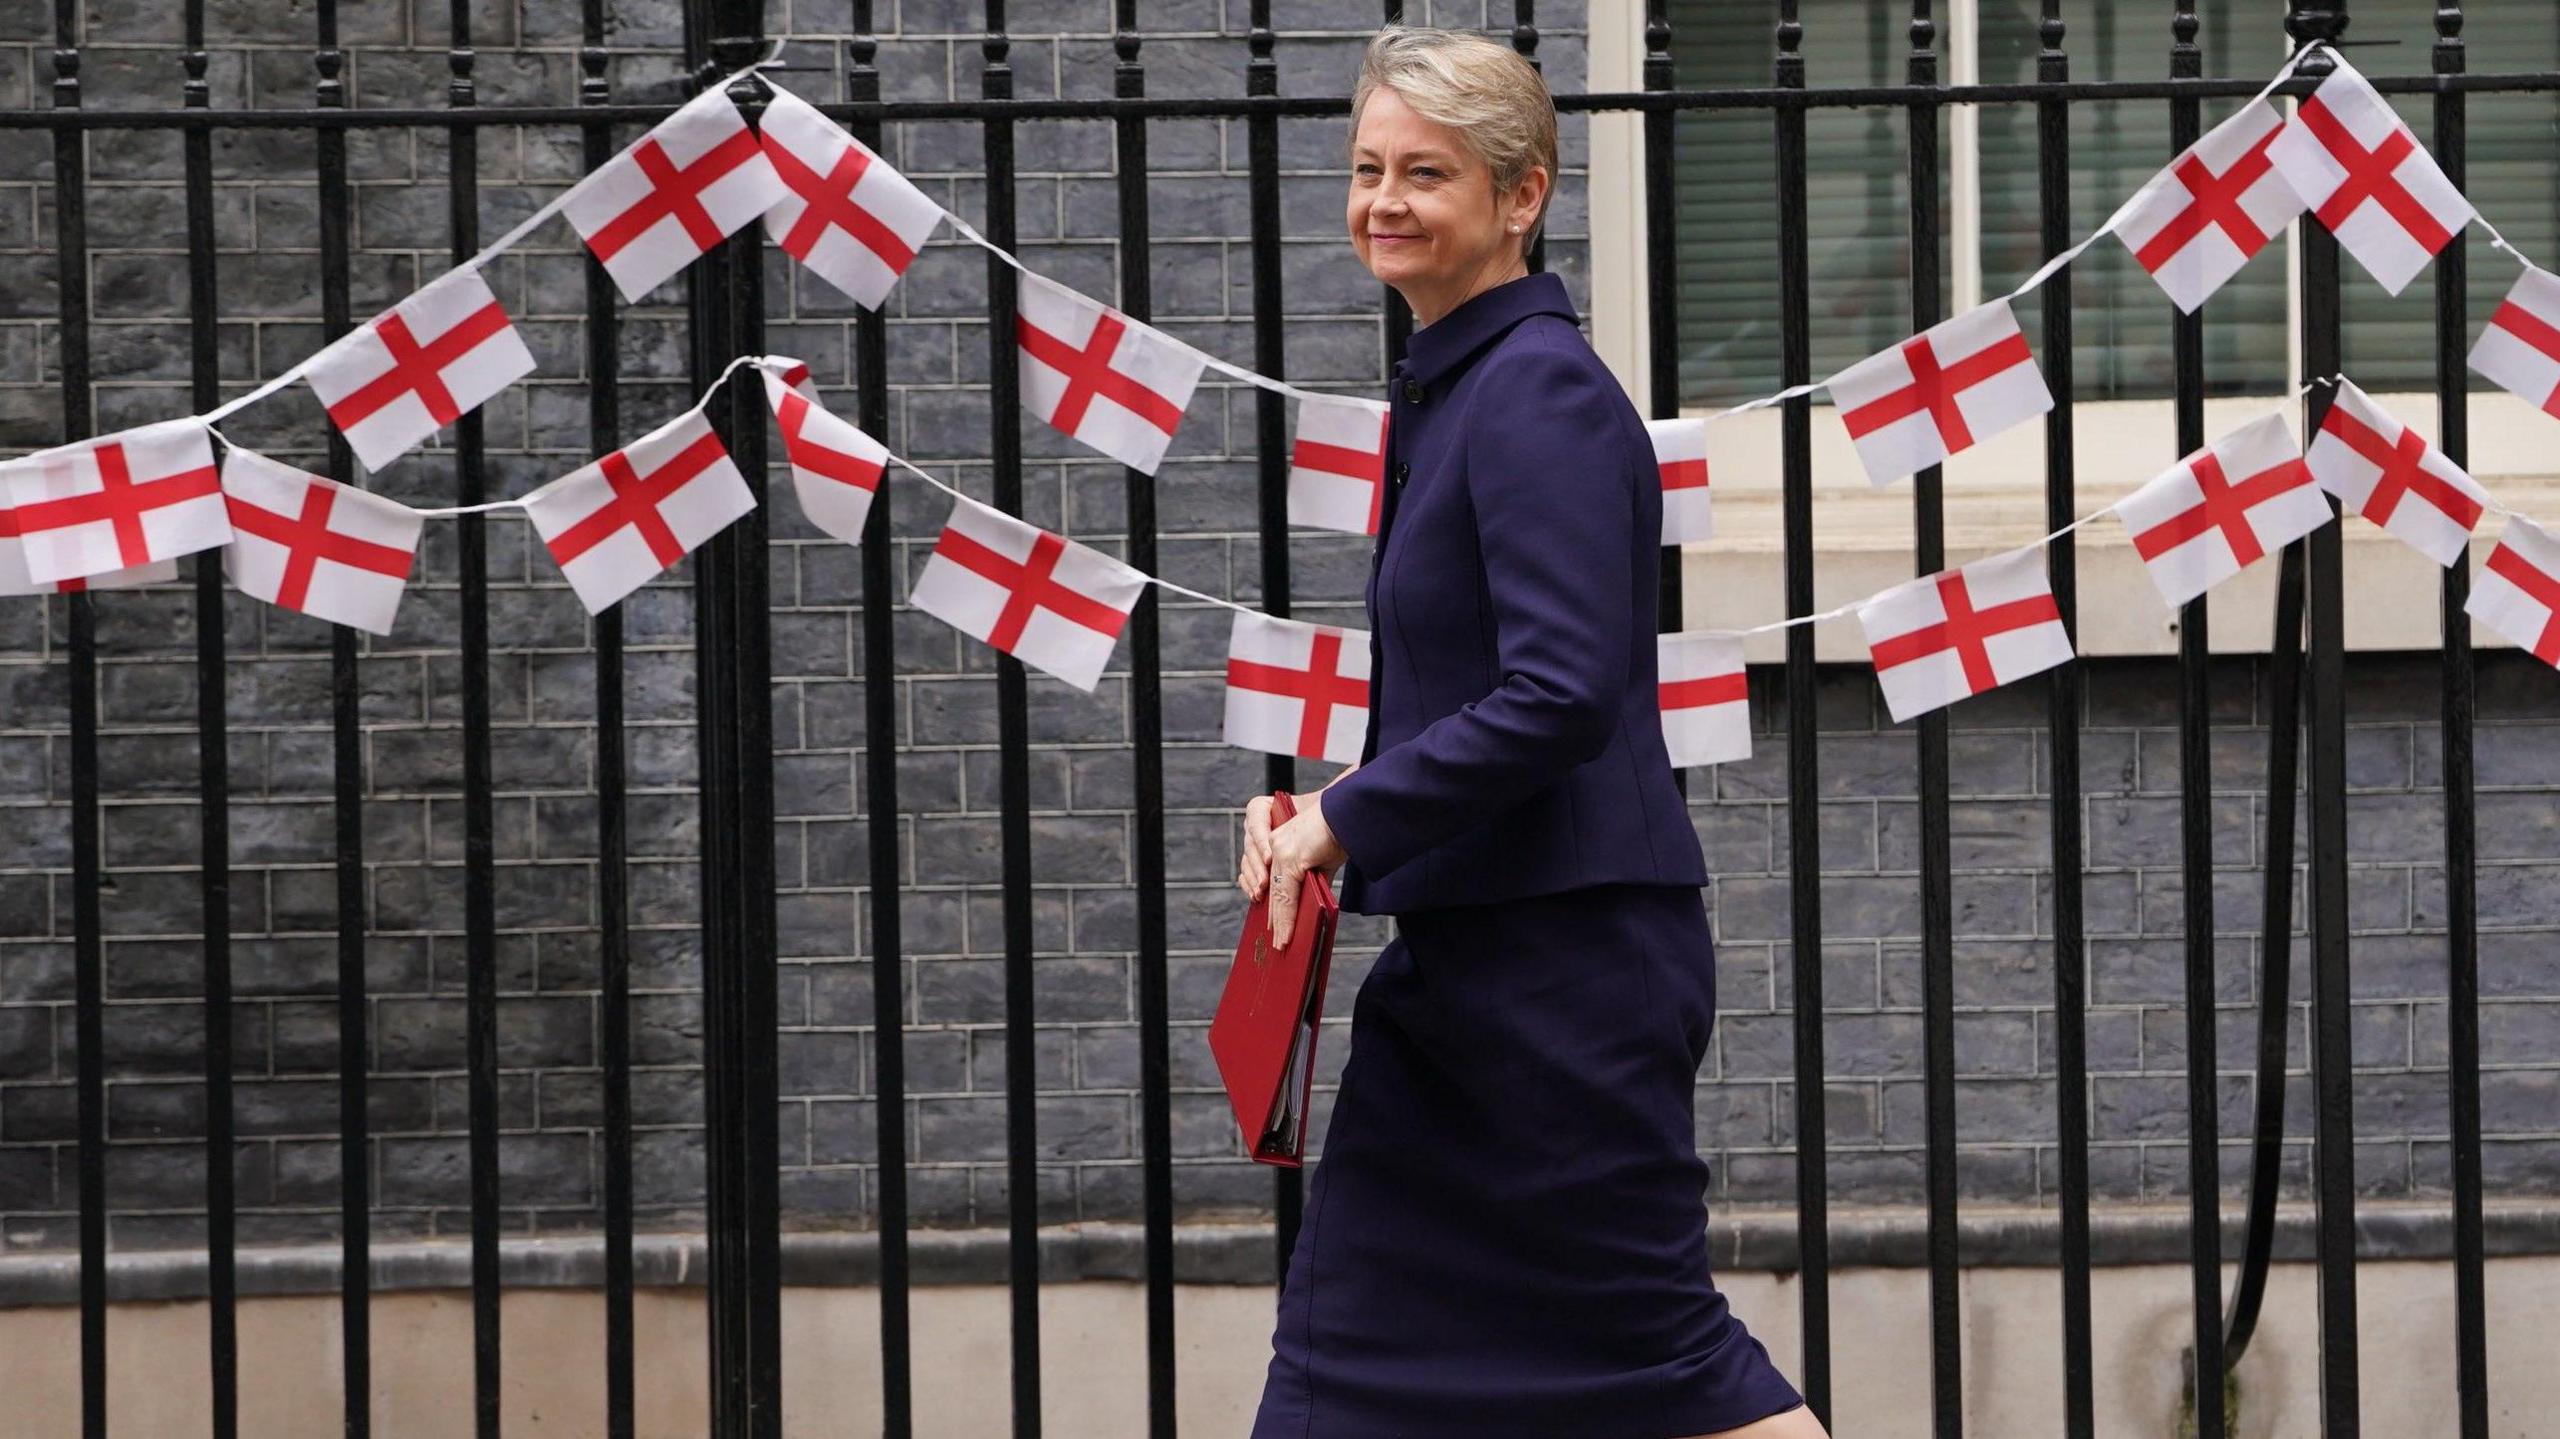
[1,2,2550,1261]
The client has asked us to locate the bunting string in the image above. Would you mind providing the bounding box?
[10,32,2560,766]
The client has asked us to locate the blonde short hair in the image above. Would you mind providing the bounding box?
[1349,25,1560,254]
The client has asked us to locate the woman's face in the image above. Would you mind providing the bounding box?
[1346,87,1539,322]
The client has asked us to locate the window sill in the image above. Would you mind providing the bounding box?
[1679,390,2560,662]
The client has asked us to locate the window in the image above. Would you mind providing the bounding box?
[1973,5,2288,400]
[1666,0,1952,407]
[1665,1,2560,405]
[1589,3,2560,658]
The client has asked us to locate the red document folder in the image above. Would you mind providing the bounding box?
[1207,789,1341,1167]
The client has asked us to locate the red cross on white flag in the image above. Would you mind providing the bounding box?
[1285,394,1391,537]
[1223,611,1370,765]
[771,357,821,403]
[1859,545,2075,723]
[1646,417,1713,545]
[523,408,758,614]
[2305,378,2488,566]
[758,89,944,311]
[760,362,887,547]
[1017,271,1205,476]
[1,420,230,584]
[1829,299,2053,487]
[1657,631,1750,768]
[2266,55,2473,296]
[910,492,1147,693]
[2466,514,2560,669]
[2114,99,2304,313]
[301,267,538,472]
[2116,412,2331,610]
[562,86,788,303]
[0,492,172,595]
[2467,266,2560,419]
[220,449,424,636]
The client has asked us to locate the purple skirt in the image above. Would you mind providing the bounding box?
[1251,881,1804,1439]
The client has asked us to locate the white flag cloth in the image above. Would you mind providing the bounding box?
[0,420,230,584]
[1222,611,1370,765]
[0,492,172,595]
[2266,55,2473,296]
[1646,417,1713,545]
[758,88,943,311]
[910,492,1146,692]
[2467,513,2560,669]
[1657,630,1751,768]
[562,86,788,303]
[761,363,887,546]
[1858,544,2074,724]
[220,449,424,635]
[1016,270,1205,475]
[1285,393,1391,537]
[2114,99,2304,313]
[2115,411,2330,609]
[523,408,757,614]
[1828,298,2053,487]
[2467,266,2560,419]
[2306,377,2488,566]
[301,267,537,472]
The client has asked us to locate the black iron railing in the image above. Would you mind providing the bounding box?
[9,1,2547,1437]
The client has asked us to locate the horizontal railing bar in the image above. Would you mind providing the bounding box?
[8,69,2560,131]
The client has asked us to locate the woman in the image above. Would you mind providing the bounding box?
[1236,26,1826,1439]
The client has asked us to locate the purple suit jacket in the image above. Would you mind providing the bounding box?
[1323,271,1709,915]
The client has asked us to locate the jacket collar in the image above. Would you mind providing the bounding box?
[1395,270,1577,391]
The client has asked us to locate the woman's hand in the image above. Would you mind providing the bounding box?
[1264,793,1347,949]
[1240,767,1356,949]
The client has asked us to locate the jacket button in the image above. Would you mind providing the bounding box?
[1402,379,1424,404]
[1393,461,1410,486]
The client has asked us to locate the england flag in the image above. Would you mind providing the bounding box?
[1,420,231,585]
[1859,544,2074,724]
[1657,630,1751,768]
[1223,611,1370,766]
[220,449,424,635]
[1828,299,2053,487]
[2266,54,2473,296]
[762,362,888,546]
[758,88,945,311]
[523,408,758,614]
[1016,271,1205,476]
[2114,99,2304,313]
[2467,266,2560,419]
[2115,411,2331,609]
[0,491,172,595]
[770,356,823,403]
[1285,393,1391,537]
[2467,513,2560,669]
[562,85,789,303]
[301,266,538,472]
[910,492,1147,692]
[2305,378,2488,566]
[1646,417,1713,545]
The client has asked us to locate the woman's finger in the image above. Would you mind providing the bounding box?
[1267,856,1298,949]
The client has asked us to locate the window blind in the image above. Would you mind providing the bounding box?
[1667,0,1954,407]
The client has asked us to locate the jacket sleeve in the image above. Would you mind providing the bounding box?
[1318,341,1638,882]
